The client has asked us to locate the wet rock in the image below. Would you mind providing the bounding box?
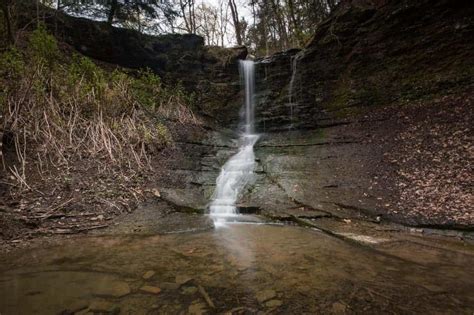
[68,301,88,314]
[337,233,388,244]
[152,188,161,198]
[74,309,93,315]
[160,282,181,290]
[223,307,252,315]
[422,284,445,293]
[175,275,194,285]
[142,270,156,280]
[62,300,88,314]
[188,301,207,315]
[181,286,198,295]
[95,281,131,297]
[265,299,283,308]
[256,289,277,303]
[140,285,161,294]
[89,300,119,313]
[331,301,347,314]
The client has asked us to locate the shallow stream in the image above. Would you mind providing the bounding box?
[1,223,473,314]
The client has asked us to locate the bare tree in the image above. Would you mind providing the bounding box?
[179,0,196,33]
[228,0,242,45]
[1,0,14,45]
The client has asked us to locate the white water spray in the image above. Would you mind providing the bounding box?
[209,60,259,227]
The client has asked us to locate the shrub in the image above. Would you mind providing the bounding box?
[29,24,59,68]
[0,47,25,79]
[131,68,162,110]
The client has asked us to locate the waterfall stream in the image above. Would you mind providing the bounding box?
[209,60,259,227]
[288,54,300,129]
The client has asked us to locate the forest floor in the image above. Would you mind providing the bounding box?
[372,90,474,228]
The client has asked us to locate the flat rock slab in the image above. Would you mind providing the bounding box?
[96,201,214,235]
[285,208,332,219]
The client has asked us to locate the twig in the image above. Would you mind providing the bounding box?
[37,197,75,220]
[198,285,215,309]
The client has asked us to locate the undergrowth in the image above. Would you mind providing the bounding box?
[0,25,199,191]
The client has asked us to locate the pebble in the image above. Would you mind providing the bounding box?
[188,301,207,315]
[175,275,193,285]
[142,270,155,280]
[152,188,161,198]
[265,299,283,308]
[331,301,347,314]
[140,285,161,294]
[181,286,198,295]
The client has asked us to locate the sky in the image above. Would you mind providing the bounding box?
[196,0,253,46]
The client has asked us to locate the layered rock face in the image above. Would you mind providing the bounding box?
[255,0,473,131]
[245,0,474,228]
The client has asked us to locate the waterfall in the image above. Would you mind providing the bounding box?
[288,54,299,129]
[209,60,259,227]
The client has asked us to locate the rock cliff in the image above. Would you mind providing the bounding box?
[246,0,473,228]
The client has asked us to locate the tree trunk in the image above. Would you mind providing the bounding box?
[1,0,13,45]
[228,0,242,45]
[287,0,300,45]
[107,0,118,25]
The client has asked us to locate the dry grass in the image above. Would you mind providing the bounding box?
[0,28,200,193]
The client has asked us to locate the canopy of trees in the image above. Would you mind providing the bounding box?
[1,0,340,56]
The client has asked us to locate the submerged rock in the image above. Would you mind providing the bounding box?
[175,275,194,286]
[142,270,155,280]
[256,289,277,303]
[188,301,207,315]
[139,285,161,295]
[95,281,131,298]
[88,300,120,313]
[265,299,283,308]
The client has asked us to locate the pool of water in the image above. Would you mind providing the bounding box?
[1,224,474,314]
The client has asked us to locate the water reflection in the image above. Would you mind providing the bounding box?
[1,225,474,314]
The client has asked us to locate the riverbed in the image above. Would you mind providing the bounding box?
[1,221,473,314]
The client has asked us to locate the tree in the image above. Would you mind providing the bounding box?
[1,0,14,45]
[179,0,196,33]
[107,0,118,25]
[228,0,242,45]
[244,0,341,55]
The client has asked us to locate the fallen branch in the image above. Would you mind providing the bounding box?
[198,285,215,309]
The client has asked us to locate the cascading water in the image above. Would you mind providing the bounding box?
[209,60,259,227]
[288,54,300,129]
